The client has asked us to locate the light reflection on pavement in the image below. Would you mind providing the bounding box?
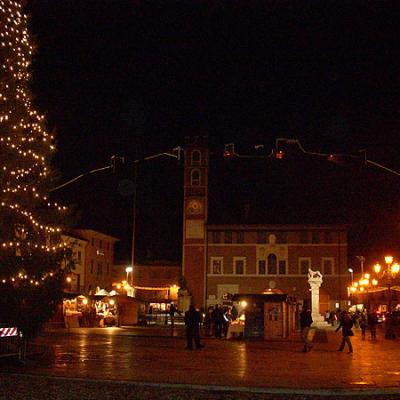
[6,326,400,390]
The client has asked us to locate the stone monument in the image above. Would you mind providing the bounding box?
[307,268,327,326]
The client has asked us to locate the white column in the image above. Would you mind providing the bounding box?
[308,269,325,324]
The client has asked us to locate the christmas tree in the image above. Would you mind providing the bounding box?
[0,0,71,338]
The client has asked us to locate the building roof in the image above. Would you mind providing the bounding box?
[73,229,120,242]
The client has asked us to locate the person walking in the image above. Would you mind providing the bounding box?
[203,306,213,336]
[184,305,203,350]
[359,311,367,340]
[169,302,176,327]
[212,304,224,338]
[300,304,313,352]
[336,310,354,354]
[368,310,378,340]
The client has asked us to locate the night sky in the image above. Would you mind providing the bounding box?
[25,1,400,268]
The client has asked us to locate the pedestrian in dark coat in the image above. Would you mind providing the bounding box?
[300,306,313,352]
[368,311,378,340]
[336,311,354,353]
[211,304,224,338]
[359,312,367,340]
[184,305,203,350]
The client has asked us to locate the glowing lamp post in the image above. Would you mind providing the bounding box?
[125,266,133,284]
[373,256,399,339]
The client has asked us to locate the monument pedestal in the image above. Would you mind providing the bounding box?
[308,269,330,328]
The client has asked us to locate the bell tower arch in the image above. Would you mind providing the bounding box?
[182,136,209,309]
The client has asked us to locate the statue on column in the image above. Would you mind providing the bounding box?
[308,268,325,324]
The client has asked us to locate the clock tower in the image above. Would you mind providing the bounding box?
[182,136,209,309]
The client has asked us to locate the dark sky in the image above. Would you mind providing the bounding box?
[26,1,400,267]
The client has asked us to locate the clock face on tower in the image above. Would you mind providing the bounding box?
[186,199,204,215]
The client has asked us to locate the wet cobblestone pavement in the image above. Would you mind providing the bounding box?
[1,325,400,399]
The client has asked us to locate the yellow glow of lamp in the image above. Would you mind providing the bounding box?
[82,298,88,305]
[385,255,394,265]
[364,273,370,279]
[109,299,115,306]
[359,286,365,292]
[354,282,359,287]
[350,286,357,293]
[374,263,382,274]
[240,300,248,308]
[372,279,378,286]
[391,263,400,275]
[66,276,72,283]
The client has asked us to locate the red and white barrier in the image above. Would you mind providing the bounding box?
[0,327,18,337]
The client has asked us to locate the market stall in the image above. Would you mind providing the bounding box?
[232,293,297,340]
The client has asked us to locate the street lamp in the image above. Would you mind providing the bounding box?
[125,266,133,284]
[348,268,354,285]
[373,255,400,339]
[348,272,378,311]
[356,256,366,276]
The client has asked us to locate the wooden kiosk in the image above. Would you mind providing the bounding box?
[232,293,297,340]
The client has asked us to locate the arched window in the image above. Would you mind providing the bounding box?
[191,150,201,165]
[267,254,277,275]
[191,169,201,186]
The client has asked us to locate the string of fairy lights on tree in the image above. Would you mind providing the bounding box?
[0,0,70,287]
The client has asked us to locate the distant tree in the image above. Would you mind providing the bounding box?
[0,1,72,338]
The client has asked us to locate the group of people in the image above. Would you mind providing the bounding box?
[203,304,238,338]
[301,305,381,355]
[184,303,239,350]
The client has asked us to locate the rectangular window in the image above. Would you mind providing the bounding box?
[91,238,95,246]
[234,258,245,275]
[77,251,82,262]
[299,258,311,274]
[267,259,277,275]
[300,231,308,244]
[107,242,110,250]
[224,231,232,244]
[312,232,319,244]
[99,240,103,249]
[90,260,94,274]
[324,231,333,243]
[106,263,110,275]
[257,230,267,244]
[212,232,221,244]
[210,257,223,274]
[322,258,334,275]
[237,231,244,243]
[97,263,102,275]
[258,260,266,275]
[278,260,287,275]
